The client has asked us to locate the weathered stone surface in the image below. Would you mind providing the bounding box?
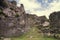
[0,0,9,8]
[0,17,26,37]
[0,0,29,37]
[0,0,50,38]
[49,11,60,38]
[36,16,50,36]
[49,11,60,34]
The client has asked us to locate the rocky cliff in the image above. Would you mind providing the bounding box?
[49,11,60,33]
[0,0,49,38]
[49,11,60,38]
[0,0,28,37]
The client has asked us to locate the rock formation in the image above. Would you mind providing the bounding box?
[49,11,60,34]
[0,0,50,38]
[0,0,28,37]
[36,16,50,33]
[49,11,60,38]
[0,0,9,8]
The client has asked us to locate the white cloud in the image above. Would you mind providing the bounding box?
[18,0,41,10]
[17,0,60,19]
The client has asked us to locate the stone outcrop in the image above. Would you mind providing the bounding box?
[0,0,28,37]
[35,16,49,26]
[49,11,60,38]
[49,11,60,34]
[36,16,50,33]
[0,0,50,38]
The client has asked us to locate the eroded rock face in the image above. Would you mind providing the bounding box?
[0,0,50,38]
[49,11,60,34]
[0,0,28,37]
[0,15,26,37]
[0,0,9,8]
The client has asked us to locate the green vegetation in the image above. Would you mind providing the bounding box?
[15,14,19,17]
[11,27,59,40]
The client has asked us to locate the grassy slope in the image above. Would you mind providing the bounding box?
[11,27,59,40]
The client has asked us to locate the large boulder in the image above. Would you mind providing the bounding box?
[49,11,60,34]
[49,11,60,38]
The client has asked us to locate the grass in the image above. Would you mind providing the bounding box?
[11,27,59,40]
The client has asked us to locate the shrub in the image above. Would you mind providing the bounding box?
[15,14,19,17]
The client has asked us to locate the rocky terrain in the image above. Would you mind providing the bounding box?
[0,0,28,37]
[0,0,49,38]
[49,11,60,38]
[0,0,60,39]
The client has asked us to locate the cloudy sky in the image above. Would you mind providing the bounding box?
[16,0,60,19]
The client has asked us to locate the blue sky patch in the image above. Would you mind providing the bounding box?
[36,0,54,8]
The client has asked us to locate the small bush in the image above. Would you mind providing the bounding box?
[15,14,19,17]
